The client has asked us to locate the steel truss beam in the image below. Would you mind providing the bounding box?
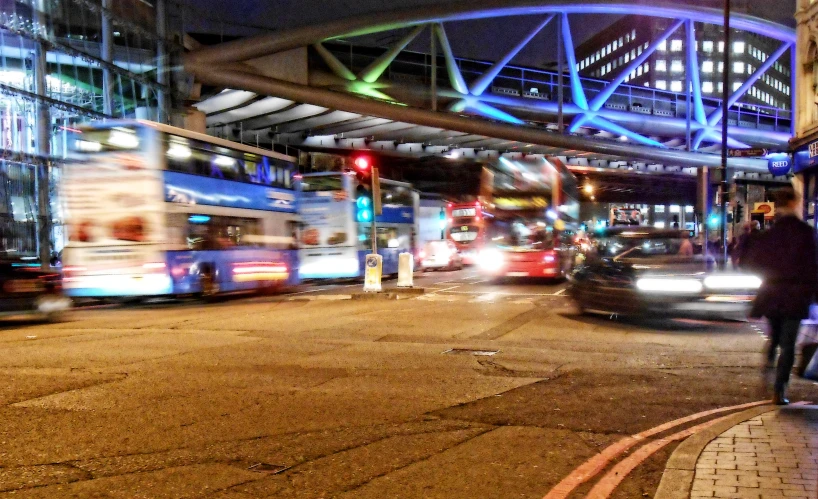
[187,2,795,170]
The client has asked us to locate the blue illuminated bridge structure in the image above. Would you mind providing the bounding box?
[184,1,796,176]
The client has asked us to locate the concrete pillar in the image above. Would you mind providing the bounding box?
[156,0,169,123]
[33,1,51,267]
[101,0,114,116]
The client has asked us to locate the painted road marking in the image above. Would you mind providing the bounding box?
[554,288,566,295]
[439,290,564,297]
[542,399,770,499]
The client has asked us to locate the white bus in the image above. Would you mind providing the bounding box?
[62,120,299,299]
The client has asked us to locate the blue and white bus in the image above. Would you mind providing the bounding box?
[297,172,418,279]
[61,120,299,298]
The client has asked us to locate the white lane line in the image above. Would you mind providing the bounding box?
[288,287,330,296]
[554,288,566,295]
[437,290,564,297]
[427,285,462,294]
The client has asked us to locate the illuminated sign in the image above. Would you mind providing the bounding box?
[451,208,476,218]
[493,197,548,210]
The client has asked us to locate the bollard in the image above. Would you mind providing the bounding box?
[397,252,414,288]
[363,253,383,292]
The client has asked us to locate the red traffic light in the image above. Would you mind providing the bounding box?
[353,156,371,171]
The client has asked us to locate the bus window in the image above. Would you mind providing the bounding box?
[166,135,210,176]
[184,215,263,250]
[211,147,244,182]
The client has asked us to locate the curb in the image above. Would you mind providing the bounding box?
[654,404,776,499]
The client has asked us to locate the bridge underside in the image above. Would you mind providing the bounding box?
[184,1,795,177]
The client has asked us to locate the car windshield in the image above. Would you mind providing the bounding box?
[595,236,690,259]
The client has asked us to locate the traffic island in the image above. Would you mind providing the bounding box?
[351,288,426,300]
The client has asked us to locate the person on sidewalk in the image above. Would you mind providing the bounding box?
[749,186,818,405]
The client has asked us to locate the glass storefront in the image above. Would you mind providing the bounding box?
[0,0,169,259]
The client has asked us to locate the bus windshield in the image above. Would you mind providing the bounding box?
[496,222,555,250]
[300,175,344,192]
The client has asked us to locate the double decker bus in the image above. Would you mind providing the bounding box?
[445,202,486,265]
[61,120,299,299]
[476,157,580,280]
[297,172,418,279]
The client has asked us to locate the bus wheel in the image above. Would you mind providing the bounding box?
[199,272,220,300]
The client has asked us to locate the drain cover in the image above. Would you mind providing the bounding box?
[443,348,499,356]
[247,463,289,474]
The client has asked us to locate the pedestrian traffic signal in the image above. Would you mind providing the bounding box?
[356,187,373,223]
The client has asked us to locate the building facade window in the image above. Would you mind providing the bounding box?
[670,39,683,52]
[702,81,714,93]
[656,80,667,90]
[733,41,746,54]
[670,80,683,92]
[655,60,667,71]
[703,40,714,53]
[671,60,683,72]
[702,60,714,73]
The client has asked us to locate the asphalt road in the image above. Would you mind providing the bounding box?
[0,269,815,498]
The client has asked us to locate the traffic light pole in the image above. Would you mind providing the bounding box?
[719,0,731,267]
[370,167,379,255]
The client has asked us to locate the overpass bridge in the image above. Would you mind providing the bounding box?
[184,1,796,178]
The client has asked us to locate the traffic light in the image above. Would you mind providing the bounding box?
[352,155,372,184]
[735,203,744,222]
[356,186,373,223]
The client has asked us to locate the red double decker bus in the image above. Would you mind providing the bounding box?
[476,157,579,281]
[445,202,486,265]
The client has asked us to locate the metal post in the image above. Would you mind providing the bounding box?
[720,0,731,266]
[33,1,51,268]
[156,0,169,123]
[370,171,378,255]
[685,22,692,151]
[430,26,437,112]
[101,0,114,116]
[557,13,564,134]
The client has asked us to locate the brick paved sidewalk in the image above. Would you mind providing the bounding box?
[690,406,818,499]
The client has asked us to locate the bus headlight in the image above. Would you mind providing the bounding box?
[478,249,504,271]
[635,278,703,294]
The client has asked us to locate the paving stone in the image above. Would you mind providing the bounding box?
[690,409,818,499]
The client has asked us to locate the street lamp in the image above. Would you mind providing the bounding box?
[584,184,594,195]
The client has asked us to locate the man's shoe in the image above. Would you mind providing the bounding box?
[773,391,790,406]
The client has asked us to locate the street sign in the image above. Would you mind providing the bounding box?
[767,153,792,176]
[727,148,768,158]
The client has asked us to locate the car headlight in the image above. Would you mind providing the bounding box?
[635,278,703,293]
[703,274,762,290]
[478,249,504,271]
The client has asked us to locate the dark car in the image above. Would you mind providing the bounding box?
[568,228,761,319]
[0,255,70,321]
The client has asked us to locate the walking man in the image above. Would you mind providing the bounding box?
[750,186,818,405]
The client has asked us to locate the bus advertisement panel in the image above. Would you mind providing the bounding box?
[62,120,299,299]
[297,172,418,279]
[476,157,579,280]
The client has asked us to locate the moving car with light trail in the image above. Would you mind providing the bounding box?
[567,228,761,318]
[419,240,463,271]
[0,256,69,321]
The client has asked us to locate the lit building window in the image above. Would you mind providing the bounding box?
[733,41,745,54]
[733,81,743,91]
[702,60,714,73]
[670,39,683,52]
[671,60,683,72]
[638,47,643,56]
[643,63,650,74]
[718,82,723,93]
[619,36,624,46]
[637,66,643,76]
[658,40,667,51]
[643,42,649,49]
[656,60,667,71]
[632,29,637,39]
[733,62,745,73]
[671,80,683,92]
[656,80,667,90]
[606,62,612,73]
[625,53,631,63]
[631,49,636,59]
[718,61,724,73]
[703,41,714,53]
[702,81,714,93]
[718,41,724,52]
